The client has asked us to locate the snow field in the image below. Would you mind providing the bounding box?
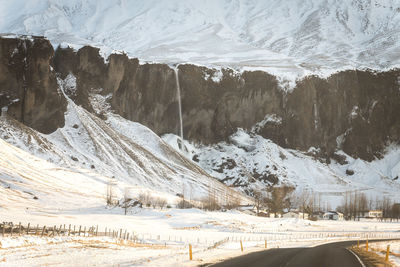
[1,210,400,266]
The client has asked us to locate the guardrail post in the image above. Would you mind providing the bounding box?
[385,245,390,262]
[189,244,193,260]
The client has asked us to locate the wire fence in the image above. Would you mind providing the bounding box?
[1,221,400,249]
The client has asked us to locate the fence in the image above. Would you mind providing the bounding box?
[0,222,137,242]
[1,221,400,248]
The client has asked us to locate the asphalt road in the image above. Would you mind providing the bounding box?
[206,240,374,267]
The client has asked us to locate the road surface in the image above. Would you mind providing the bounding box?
[206,240,376,267]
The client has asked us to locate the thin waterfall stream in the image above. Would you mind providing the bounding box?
[174,67,184,141]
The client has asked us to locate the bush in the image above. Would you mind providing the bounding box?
[156,198,167,209]
[177,199,193,209]
[138,192,168,209]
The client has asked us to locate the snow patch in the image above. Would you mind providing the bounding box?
[203,68,224,83]
[251,114,282,132]
[58,73,77,96]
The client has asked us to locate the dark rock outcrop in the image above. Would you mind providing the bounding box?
[0,36,66,133]
[1,36,399,162]
[51,45,400,161]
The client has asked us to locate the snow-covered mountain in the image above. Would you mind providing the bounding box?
[1,1,400,209]
[2,0,400,79]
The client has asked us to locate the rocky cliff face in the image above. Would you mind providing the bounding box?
[284,71,400,161]
[54,46,285,144]
[1,36,399,161]
[0,36,66,133]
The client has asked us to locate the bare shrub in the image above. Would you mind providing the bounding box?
[138,192,153,207]
[156,198,167,209]
[177,199,193,209]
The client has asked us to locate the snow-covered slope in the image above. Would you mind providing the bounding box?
[0,136,107,214]
[163,129,400,207]
[1,0,400,80]
[0,80,245,205]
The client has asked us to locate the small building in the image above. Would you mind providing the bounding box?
[314,211,325,220]
[362,210,383,218]
[322,211,344,220]
[282,211,309,220]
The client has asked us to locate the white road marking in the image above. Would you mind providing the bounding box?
[346,248,366,267]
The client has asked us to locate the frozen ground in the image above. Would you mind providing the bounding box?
[1,0,400,85]
[1,205,400,267]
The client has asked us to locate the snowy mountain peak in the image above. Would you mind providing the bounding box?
[2,0,400,80]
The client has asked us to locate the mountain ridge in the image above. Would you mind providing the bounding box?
[2,0,400,80]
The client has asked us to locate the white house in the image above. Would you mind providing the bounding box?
[362,210,383,218]
[322,211,344,220]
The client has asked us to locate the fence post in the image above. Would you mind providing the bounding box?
[2,224,4,236]
[36,224,39,235]
[189,244,193,260]
[27,223,30,235]
[366,239,368,251]
[357,240,359,248]
[10,225,13,236]
[385,245,390,262]
[240,240,243,252]
[265,240,267,249]
[68,224,71,236]
[41,226,46,237]
[96,225,98,236]
[78,226,81,236]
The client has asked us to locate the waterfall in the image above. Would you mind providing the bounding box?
[1,107,7,117]
[21,38,28,123]
[174,67,184,141]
